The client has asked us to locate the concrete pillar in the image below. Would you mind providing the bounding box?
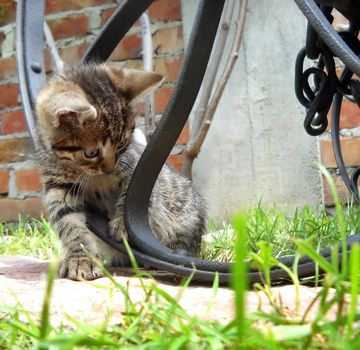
[181,0,322,218]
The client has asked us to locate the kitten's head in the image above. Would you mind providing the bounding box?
[36,64,162,175]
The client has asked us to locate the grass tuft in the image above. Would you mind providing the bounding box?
[0,184,359,348]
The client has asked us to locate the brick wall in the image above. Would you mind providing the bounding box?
[319,10,360,206]
[0,0,187,221]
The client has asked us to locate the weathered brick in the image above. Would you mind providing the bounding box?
[100,7,116,26]
[0,138,33,163]
[320,137,360,168]
[327,99,360,130]
[47,14,89,40]
[15,168,43,193]
[0,56,16,80]
[0,109,28,134]
[121,59,143,70]
[176,122,189,145]
[0,0,16,26]
[0,197,43,221]
[154,55,183,82]
[167,154,183,172]
[109,34,142,61]
[154,86,173,114]
[153,27,183,55]
[45,0,117,14]
[0,169,9,194]
[59,43,90,64]
[44,49,53,73]
[322,173,350,206]
[0,84,19,108]
[148,0,181,22]
[0,31,4,48]
[332,9,347,28]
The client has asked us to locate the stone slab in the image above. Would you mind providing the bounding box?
[0,255,347,328]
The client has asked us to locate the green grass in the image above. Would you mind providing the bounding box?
[0,216,60,259]
[0,172,360,348]
[202,203,360,262]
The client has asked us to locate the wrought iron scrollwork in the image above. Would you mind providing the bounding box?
[16,0,360,284]
[294,3,360,202]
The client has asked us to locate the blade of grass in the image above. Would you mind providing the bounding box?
[346,243,360,341]
[231,213,248,347]
[39,258,58,339]
[295,240,336,275]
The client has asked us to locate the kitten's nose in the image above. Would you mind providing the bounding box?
[101,159,115,174]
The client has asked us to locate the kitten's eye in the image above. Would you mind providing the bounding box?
[84,148,99,159]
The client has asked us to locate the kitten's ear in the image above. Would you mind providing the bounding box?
[107,67,164,101]
[53,103,97,128]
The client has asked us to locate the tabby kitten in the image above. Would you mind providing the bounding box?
[35,63,206,280]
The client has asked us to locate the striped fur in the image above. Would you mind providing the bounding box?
[35,63,206,280]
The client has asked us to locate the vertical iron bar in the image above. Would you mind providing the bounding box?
[16,0,46,142]
[331,93,360,202]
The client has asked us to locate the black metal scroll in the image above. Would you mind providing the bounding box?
[16,0,360,285]
[294,0,360,203]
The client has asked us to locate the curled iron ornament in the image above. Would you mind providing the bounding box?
[16,0,360,284]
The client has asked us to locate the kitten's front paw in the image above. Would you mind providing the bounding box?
[59,257,104,281]
[109,218,128,242]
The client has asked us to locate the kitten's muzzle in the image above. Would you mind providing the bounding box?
[100,158,116,174]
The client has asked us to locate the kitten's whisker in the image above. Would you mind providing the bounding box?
[73,171,86,205]
[79,173,89,205]
[81,174,91,205]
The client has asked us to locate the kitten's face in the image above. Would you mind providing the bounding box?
[36,64,163,176]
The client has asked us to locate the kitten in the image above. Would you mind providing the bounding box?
[35,63,206,280]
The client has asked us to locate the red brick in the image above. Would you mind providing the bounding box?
[101,7,116,25]
[0,197,43,221]
[44,49,53,73]
[47,14,89,40]
[332,9,347,28]
[0,169,9,194]
[167,154,183,172]
[176,122,189,145]
[0,138,33,163]
[154,55,183,82]
[45,0,116,14]
[0,56,16,80]
[327,99,360,130]
[109,34,142,61]
[0,0,16,26]
[121,59,143,70]
[15,168,43,193]
[153,27,183,55]
[0,109,28,134]
[59,43,90,64]
[148,0,181,22]
[322,173,350,206]
[154,86,173,114]
[320,137,360,168]
[0,84,19,108]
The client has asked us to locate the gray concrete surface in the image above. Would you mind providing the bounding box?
[181,0,323,219]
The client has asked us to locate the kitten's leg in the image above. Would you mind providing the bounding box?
[109,191,128,242]
[45,188,104,280]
